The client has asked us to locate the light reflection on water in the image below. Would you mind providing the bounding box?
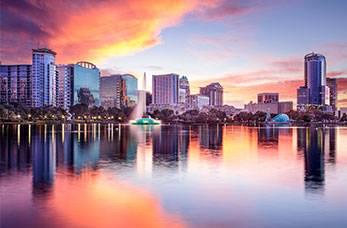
[1,124,347,227]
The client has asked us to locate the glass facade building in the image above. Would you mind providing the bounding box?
[0,65,32,106]
[304,53,328,105]
[72,62,100,107]
[121,74,138,106]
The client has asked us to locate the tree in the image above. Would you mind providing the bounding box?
[70,104,88,118]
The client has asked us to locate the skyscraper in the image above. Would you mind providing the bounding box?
[56,64,74,109]
[199,82,223,106]
[152,74,179,105]
[0,64,32,106]
[32,48,57,107]
[304,53,329,105]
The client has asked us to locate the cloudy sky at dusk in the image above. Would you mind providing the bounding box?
[1,0,347,107]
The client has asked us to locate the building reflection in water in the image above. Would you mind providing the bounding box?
[299,127,336,193]
[32,125,56,186]
[152,126,179,168]
[199,125,223,150]
[99,124,138,163]
[328,128,336,164]
[257,127,279,147]
[0,124,32,173]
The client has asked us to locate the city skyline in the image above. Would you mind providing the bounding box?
[1,0,347,107]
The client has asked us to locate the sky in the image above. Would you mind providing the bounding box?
[1,0,347,107]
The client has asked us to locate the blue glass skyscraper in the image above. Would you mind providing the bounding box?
[304,53,329,105]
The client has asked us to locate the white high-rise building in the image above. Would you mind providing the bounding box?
[32,48,57,107]
[152,74,179,105]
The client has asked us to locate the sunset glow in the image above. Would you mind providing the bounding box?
[1,0,347,107]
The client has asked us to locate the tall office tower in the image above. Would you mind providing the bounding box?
[152,74,179,105]
[257,93,279,104]
[32,48,57,107]
[179,76,190,104]
[327,78,337,113]
[199,82,223,106]
[56,64,74,109]
[304,53,329,105]
[0,64,32,106]
[72,61,100,107]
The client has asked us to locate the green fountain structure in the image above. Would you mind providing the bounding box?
[130,73,160,125]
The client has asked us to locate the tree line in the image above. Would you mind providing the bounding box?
[1,103,346,124]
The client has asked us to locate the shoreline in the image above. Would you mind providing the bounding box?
[1,120,347,126]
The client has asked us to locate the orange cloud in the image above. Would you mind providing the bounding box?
[1,0,201,64]
[49,0,198,63]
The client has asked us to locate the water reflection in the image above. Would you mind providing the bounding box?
[0,124,346,227]
[199,125,223,150]
[258,127,279,147]
[296,127,338,193]
[32,125,56,186]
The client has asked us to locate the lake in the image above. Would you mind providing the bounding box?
[1,124,347,227]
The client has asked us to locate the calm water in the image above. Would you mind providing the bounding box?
[1,124,347,228]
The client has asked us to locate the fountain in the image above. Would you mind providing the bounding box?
[130,73,160,125]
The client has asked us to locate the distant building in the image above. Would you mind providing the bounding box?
[199,82,223,106]
[188,94,209,110]
[327,78,337,113]
[279,101,294,113]
[56,64,74,109]
[245,93,293,114]
[32,48,57,107]
[179,76,190,104]
[0,64,32,106]
[245,102,279,114]
[179,88,187,104]
[146,92,152,106]
[100,74,137,109]
[257,93,279,104]
[152,74,179,105]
